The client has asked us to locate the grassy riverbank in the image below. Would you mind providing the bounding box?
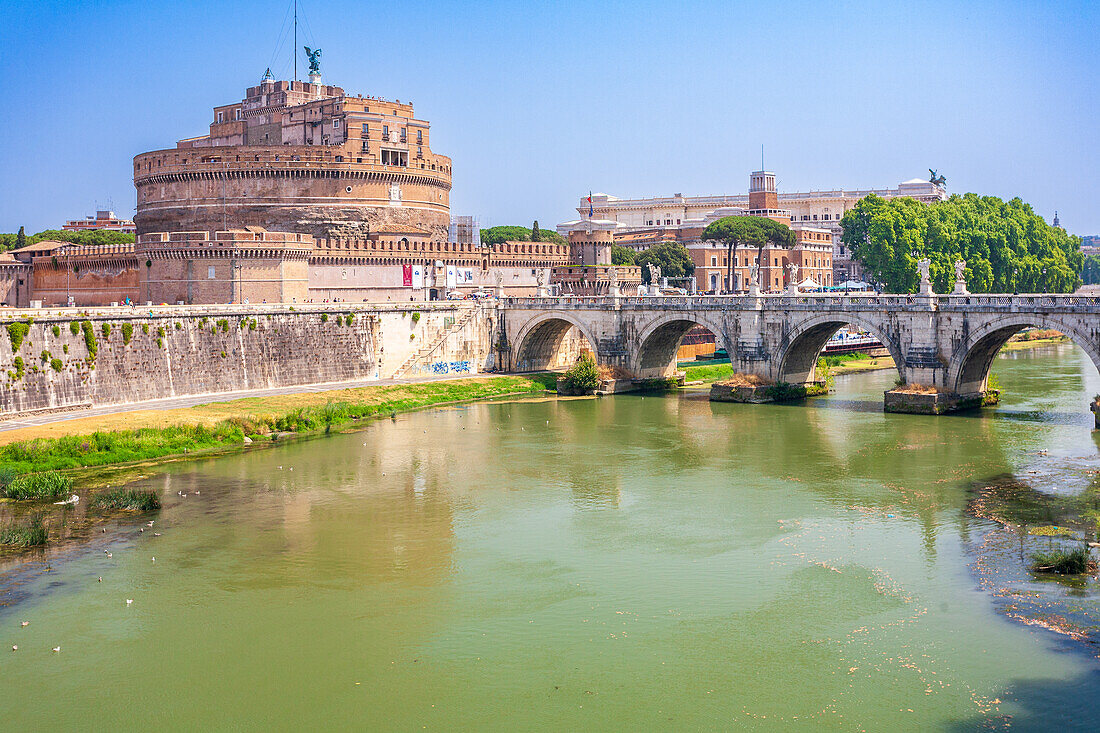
[0,375,557,479]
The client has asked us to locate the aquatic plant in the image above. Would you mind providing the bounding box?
[0,515,47,548]
[3,471,73,501]
[1031,547,1096,575]
[90,488,161,511]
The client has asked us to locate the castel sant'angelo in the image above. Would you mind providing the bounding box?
[133,68,453,241]
[1,56,576,307]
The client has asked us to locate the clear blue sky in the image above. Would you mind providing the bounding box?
[0,0,1096,234]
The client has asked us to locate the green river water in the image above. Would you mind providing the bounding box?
[4,345,1100,730]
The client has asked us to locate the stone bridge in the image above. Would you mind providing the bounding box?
[496,293,1100,414]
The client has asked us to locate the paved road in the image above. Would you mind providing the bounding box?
[0,372,501,433]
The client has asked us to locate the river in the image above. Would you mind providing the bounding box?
[4,345,1100,730]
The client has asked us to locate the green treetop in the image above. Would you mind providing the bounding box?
[701,216,795,291]
[634,241,695,283]
[841,193,1082,293]
[611,245,636,266]
[480,225,565,246]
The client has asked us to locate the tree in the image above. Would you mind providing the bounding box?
[611,245,636,266]
[531,220,541,241]
[841,193,1083,293]
[480,225,565,246]
[635,241,695,283]
[16,226,25,250]
[1083,255,1100,286]
[701,216,795,291]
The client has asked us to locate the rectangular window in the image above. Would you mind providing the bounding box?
[400,127,407,142]
[417,130,423,143]
[417,145,423,158]
[235,109,241,120]
[333,118,341,128]
[216,111,224,123]
[362,122,369,135]
[383,124,389,139]
[711,256,717,266]
[207,266,216,279]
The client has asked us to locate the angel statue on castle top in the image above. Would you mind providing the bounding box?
[304,47,322,75]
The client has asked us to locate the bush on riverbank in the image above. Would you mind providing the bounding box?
[1031,547,1096,574]
[558,354,601,393]
[0,515,47,548]
[2,471,72,501]
[90,488,161,511]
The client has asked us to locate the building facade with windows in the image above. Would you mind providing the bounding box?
[62,210,136,234]
[570,176,947,283]
[560,171,834,293]
[133,73,452,242]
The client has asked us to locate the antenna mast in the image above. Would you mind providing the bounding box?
[293,0,298,81]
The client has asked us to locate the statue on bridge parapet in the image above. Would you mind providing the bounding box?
[608,266,620,297]
[535,268,548,297]
[786,263,799,294]
[495,269,505,299]
[918,258,933,296]
[748,262,761,297]
[953,259,969,296]
[646,263,661,295]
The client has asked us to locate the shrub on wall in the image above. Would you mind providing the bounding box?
[69,322,80,336]
[142,323,149,335]
[121,323,134,345]
[321,313,329,323]
[346,313,355,325]
[50,358,62,373]
[411,311,421,323]
[51,325,60,338]
[80,321,97,365]
[11,356,24,380]
[217,319,229,333]
[101,323,111,339]
[6,322,30,353]
[156,326,165,338]
[62,344,68,354]
[40,349,49,364]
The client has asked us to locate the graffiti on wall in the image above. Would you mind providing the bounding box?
[420,360,471,375]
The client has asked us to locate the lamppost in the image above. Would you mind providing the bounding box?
[1013,268,1019,295]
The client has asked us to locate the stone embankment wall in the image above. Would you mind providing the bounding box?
[0,303,492,417]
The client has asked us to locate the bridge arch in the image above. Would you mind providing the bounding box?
[632,312,728,378]
[777,312,906,386]
[947,314,1100,396]
[511,311,600,373]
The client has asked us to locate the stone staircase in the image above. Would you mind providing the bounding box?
[391,306,479,379]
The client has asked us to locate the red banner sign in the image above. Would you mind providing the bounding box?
[402,264,413,287]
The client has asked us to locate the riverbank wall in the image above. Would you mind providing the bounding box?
[0,303,493,417]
